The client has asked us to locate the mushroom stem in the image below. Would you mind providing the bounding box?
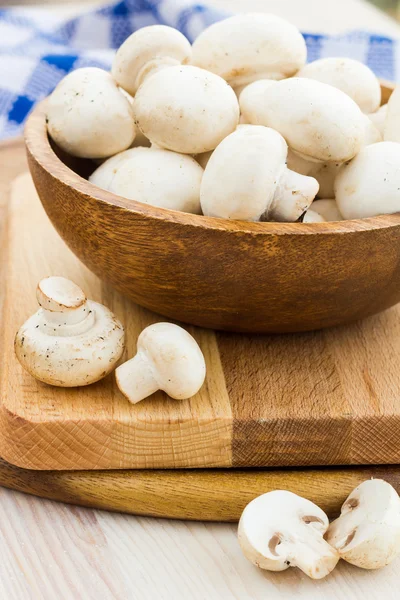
[265,168,319,222]
[115,351,159,404]
[293,538,340,579]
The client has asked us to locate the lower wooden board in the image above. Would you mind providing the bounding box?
[1,140,400,471]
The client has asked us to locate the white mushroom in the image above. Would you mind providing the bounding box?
[369,104,387,138]
[326,479,400,569]
[384,86,400,142]
[286,149,341,199]
[200,125,318,222]
[297,57,381,114]
[363,113,383,144]
[302,209,326,223]
[115,323,206,404]
[239,78,366,163]
[90,146,203,214]
[133,65,239,154]
[112,25,192,97]
[47,67,136,159]
[335,142,400,219]
[309,199,343,222]
[14,277,124,387]
[191,13,306,88]
[238,490,339,579]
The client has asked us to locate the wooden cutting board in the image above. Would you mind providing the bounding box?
[2,140,400,471]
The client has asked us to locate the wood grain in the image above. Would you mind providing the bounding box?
[3,457,400,521]
[2,142,400,471]
[24,83,400,334]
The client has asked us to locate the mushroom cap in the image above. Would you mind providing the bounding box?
[136,323,206,400]
[239,77,366,163]
[238,490,339,579]
[200,125,317,222]
[47,67,136,159]
[302,209,326,223]
[326,479,400,569]
[335,142,400,219]
[15,299,124,387]
[309,199,343,222]
[91,146,203,214]
[369,104,387,137]
[112,25,192,96]
[133,65,240,154]
[191,13,306,87]
[384,85,400,143]
[297,57,381,114]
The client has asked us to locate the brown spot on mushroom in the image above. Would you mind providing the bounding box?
[268,534,282,556]
[340,529,357,549]
[303,515,324,525]
[345,498,359,510]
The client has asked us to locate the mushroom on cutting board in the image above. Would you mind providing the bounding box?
[191,13,306,89]
[133,65,240,154]
[335,142,400,219]
[115,323,206,404]
[112,25,192,97]
[200,125,318,222]
[238,77,366,163]
[326,479,400,569]
[297,57,381,114]
[238,490,339,579]
[46,67,136,159]
[14,277,124,387]
[309,199,343,222]
[90,146,203,214]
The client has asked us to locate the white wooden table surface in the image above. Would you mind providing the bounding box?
[2,1,400,598]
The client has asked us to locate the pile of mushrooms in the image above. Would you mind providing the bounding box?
[239,479,400,579]
[46,14,400,223]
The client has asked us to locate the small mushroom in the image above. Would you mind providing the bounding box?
[286,149,341,199]
[335,142,400,219]
[239,77,366,163]
[200,125,318,222]
[384,85,400,142]
[115,323,206,404]
[112,25,192,97]
[302,209,326,223]
[297,57,381,114]
[191,13,306,89]
[308,199,343,222]
[90,146,203,214]
[238,490,339,579]
[133,65,239,154]
[326,479,400,569]
[14,277,124,387]
[369,104,387,138]
[47,67,136,159]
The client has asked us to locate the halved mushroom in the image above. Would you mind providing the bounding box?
[238,490,339,579]
[200,125,318,222]
[239,77,366,163]
[90,146,203,214]
[326,479,400,569]
[335,142,400,219]
[46,67,136,159]
[115,323,206,404]
[297,57,381,114]
[14,277,125,387]
[112,25,192,97]
[133,65,239,154]
[191,13,306,89]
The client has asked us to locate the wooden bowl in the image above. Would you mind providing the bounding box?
[25,83,400,333]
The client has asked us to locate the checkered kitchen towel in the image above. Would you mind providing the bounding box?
[0,0,399,139]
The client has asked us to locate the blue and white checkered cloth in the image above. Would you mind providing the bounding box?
[0,0,399,139]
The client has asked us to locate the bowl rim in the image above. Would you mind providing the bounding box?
[24,96,400,237]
